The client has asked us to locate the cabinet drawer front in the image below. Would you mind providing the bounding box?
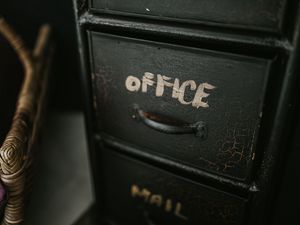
[99,148,246,225]
[90,0,286,32]
[89,31,271,180]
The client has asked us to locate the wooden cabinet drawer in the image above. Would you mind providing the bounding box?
[88,31,272,181]
[89,0,287,32]
[98,147,247,225]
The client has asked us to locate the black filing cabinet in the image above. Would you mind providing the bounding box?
[73,0,300,224]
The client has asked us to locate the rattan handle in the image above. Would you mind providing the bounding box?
[0,18,52,225]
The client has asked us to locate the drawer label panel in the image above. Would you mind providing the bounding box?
[99,148,247,225]
[89,31,271,180]
[131,184,188,220]
[90,0,287,32]
[125,73,216,108]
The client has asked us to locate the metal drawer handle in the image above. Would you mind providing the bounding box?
[134,108,208,140]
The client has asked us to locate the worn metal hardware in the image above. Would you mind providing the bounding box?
[134,107,208,140]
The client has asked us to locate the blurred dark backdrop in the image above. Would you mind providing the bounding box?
[0,2,92,225]
[0,0,82,110]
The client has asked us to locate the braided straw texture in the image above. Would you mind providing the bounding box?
[0,18,52,225]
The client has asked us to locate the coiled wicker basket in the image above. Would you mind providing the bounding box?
[0,18,52,225]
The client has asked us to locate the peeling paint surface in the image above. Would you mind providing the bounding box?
[89,32,271,180]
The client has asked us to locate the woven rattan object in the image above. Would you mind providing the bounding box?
[0,18,53,225]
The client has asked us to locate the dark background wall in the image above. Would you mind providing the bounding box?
[0,0,82,110]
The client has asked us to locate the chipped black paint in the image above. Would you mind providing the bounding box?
[73,0,300,225]
[88,31,271,181]
[90,0,287,33]
[99,148,247,225]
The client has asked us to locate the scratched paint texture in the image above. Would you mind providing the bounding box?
[90,0,286,33]
[98,148,246,225]
[89,32,271,181]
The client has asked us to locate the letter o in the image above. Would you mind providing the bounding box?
[125,76,141,92]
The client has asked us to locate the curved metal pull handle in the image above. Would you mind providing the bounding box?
[134,108,208,140]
